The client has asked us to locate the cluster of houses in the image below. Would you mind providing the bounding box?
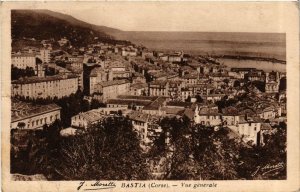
[11,37,287,150]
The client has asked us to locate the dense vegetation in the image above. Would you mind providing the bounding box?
[11,66,35,80]
[11,117,149,180]
[11,115,286,180]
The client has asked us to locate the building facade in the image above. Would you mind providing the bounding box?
[12,74,79,99]
[12,53,36,69]
[11,100,61,130]
[95,80,130,102]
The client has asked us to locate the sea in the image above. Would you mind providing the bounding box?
[114,32,286,72]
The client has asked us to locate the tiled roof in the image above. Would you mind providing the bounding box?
[127,111,149,123]
[97,80,129,87]
[167,101,192,108]
[107,99,151,106]
[199,107,220,115]
[117,95,158,101]
[222,106,239,116]
[12,74,78,84]
[76,109,105,123]
[11,100,61,122]
[12,53,36,57]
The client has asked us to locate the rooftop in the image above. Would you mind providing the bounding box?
[143,97,167,111]
[198,107,220,115]
[97,80,129,87]
[107,99,152,106]
[75,109,105,123]
[117,95,159,101]
[12,53,36,57]
[11,99,61,122]
[12,74,79,84]
[167,101,193,108]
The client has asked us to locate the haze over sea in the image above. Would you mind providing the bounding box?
[115,32,286,72]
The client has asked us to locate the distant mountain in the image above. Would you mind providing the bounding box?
[11,10,127,48]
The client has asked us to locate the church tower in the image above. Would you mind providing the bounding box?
[265,71,279,93]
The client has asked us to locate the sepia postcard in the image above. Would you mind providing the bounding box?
[1,1,299,192]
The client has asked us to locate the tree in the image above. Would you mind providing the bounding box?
[237,123,287,179]
[251,80,265,92]
[191,126,240,180]
[90,99,105,109]
[233,80,240,88]
[11,120,63,177]
[195,95,203,103]
[52,117,150,180]
[36,57,42,64]
[223,78,229,85]
[279,77,286,91]
[81,99,90,112]
[185,96,191,102]
[152,121,241,180]
[11,66,35,80]
[45,67,57,76]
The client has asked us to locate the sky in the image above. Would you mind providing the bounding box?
[51,2,291,33]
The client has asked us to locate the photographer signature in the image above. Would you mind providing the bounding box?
[251,162,285,177]
[77,181,116,191]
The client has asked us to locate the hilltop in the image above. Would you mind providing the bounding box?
[11,10,128,48]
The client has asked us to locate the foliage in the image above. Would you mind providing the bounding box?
[53,117,150,180]
[233,80,241,87]
[11,120,62,176]
[195,95,203,103]
[11,66,35,80]
[90,99,106,109]
[251,80,265,92]
[45,67,58,76]
[149,117,286,180]
[279,77,286,91]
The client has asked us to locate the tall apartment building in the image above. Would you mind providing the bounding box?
[12,74,79,99]
[12,53,36,69]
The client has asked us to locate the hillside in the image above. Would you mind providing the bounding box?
[11,10,128,48]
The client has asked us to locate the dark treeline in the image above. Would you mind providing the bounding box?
[11,66,35,80]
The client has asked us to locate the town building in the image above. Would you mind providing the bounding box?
[71,109,106,129]
[12,53,36,69]
[127,111,162,146]
[11,74,79,99]
[236,116,262,145]
[94,80,130,102]
[194,105,222,126]
[11,100,61,130]
[265,71,280,93]
[148,80,184,99]
[221,106,240,126]
[107,95,161,111]
[129,83,148,96]
[89,67,108,95]
[39,48,51,63]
